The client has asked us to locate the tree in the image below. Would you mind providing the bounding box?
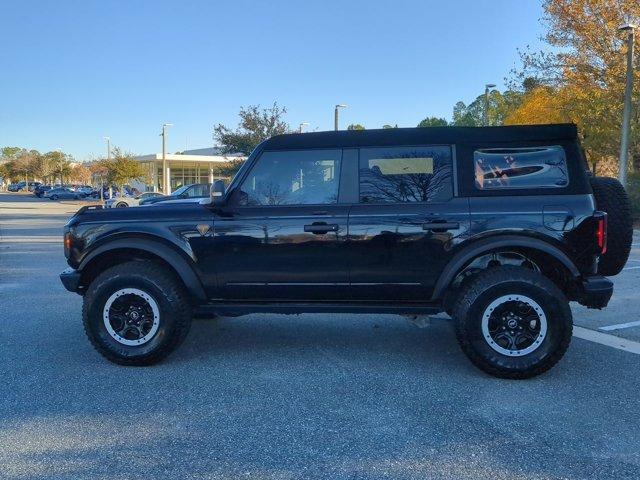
[513,0,640,172]
[382,124,398,129]
[211,159,245,179]
[29,151,54,183]
[347,124,365,130]
[214,103,290,155]
[417,117,448,128]
[71,164,92,185]
[10,153,33,184]
[452,89,524,127]
[45,151,72,184]
[103,148,147,188]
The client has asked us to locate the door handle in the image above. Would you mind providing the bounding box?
[304,223,339,234]
[422,221,459,232]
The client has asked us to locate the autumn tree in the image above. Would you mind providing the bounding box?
[214,103,290,155]
[513,0,640,173]
[71,164,92,185]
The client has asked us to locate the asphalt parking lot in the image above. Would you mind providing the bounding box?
[1,191,640,479]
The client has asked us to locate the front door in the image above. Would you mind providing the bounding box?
[211,148,350,301]
[347,145,469,302]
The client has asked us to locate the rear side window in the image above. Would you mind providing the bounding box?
[359,146,453,203]
[474,146,568,190]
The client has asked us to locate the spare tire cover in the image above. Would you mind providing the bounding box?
[590,176,633,276]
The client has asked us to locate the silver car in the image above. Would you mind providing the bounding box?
[104,192,163,208]
[44,187,85,201]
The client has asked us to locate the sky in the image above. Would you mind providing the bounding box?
[0,0,546,160]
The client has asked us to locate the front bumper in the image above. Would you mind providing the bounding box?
[576,275,613,309]
[60,268,82,294]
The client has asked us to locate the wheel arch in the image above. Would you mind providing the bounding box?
[78,238,206,301]
[432,235,580,301]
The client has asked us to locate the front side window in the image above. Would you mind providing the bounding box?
[359,146,453,203]
[187,184,209,197]
[474,146,568,190]
[239,149,342,206]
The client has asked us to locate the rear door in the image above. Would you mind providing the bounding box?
[347,145,469,302]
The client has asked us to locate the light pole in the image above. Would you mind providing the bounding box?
[160,123,173,194]
[102,136,110,201]
[299,122,309,133]
[334,104,347,131]
[484,84,496,126]
[618,24,636,188]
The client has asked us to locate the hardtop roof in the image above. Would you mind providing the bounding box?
[262,123,578,150]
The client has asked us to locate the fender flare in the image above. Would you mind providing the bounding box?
[431,235,581,301]
[78,237,206,300]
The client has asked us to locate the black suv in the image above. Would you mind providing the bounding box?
[60,125,632,378]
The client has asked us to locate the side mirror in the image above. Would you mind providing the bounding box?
[210,180,226,204]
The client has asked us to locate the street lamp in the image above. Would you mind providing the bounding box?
[299,122,309,133]
[102,136,110,201]
[334,104,347,131]
[618,23,636,188]
[484,84,496,126]
[160,123,173,194]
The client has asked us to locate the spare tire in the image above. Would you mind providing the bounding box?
[589,176,633,276]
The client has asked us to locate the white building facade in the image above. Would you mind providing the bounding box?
[133,148,245,194]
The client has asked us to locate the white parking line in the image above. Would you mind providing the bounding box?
[623,266,640,271]
[599,320,640,331]
[573,326,640,354]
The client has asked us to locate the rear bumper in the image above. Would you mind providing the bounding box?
[576,275,613,309]
[60,268,82,294]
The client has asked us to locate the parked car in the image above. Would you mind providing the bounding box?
[45,187,85,200]
[104,192,163,208]
[60,124,632,378]
[8,181,40,192]
[34,185,53,197]
[139,183,211,205]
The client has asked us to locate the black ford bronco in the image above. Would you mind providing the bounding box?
[60,124,633,378]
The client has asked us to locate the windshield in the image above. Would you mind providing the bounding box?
[172,185,190,196]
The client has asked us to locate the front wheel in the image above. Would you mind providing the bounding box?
[452,266,572,379]
[50,195,58,201]
[116,202,128,208]
[82,261,192,365]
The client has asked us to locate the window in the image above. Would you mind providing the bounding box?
[359,146,453,203]
[474,146,568,190]
[187,184,210,197]
[239,149,342,206]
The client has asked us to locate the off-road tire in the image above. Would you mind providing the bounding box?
[590,176,633,276]
[452,266,572,379]
[82,260,192,365]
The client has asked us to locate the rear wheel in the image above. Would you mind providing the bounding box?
[452,266,572,379]
[590,176,633,276]
[82,261,192,365]
[116,202,128,208]
[51,194,58,201]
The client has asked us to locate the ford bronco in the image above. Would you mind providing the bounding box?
[60,124,633,378]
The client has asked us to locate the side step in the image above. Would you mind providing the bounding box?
[194,301,442,317]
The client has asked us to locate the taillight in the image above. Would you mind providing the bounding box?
[596,213,607,255]
[64,231,72,258]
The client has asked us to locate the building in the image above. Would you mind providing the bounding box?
[133,147,245,194]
